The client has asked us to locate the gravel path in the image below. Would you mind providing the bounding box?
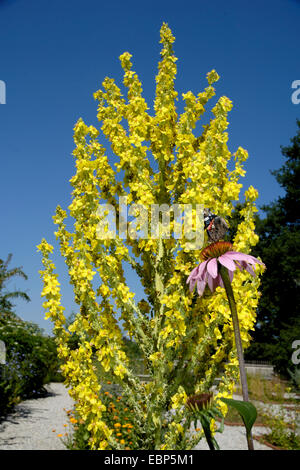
[193,424,272,450]
[0,383,273,450]
[0,383,74,450]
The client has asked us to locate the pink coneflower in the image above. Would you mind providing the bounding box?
[187,241,265,296]
[186,240,265,451]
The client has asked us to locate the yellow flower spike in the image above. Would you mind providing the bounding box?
[38,22,263,451]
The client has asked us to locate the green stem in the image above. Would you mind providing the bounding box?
[219,264,254,451]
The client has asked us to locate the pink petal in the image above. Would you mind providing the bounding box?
[235,260,243,271]
[207,273,215,292]
[197,278,207,296]
[225,251,264,266]
[188,278,197,292]
[216,274,224,288]
[197,259,210,280]
[207,258,218,279]
[187,265,200,284]
[218,254,236,272]
[240,260,256,277]
[210,273,224,290]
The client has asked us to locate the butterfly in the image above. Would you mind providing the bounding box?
[203,208,229,243]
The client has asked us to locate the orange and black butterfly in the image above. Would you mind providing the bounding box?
[203,208,229,243]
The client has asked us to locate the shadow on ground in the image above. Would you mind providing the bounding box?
[0,385,59,425]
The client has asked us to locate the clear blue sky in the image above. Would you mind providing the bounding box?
[0,0,299,334]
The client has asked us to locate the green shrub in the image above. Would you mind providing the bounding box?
[287,367,300,391]
[261,409,300,450]
[0,316,62,417]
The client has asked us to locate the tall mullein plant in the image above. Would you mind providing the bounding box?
[38,23,263,450]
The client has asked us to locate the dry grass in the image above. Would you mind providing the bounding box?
[234,373,291,404]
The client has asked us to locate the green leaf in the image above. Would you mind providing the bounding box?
[198,414,220,450]
[220,398,257,436]
[152,414,161,426]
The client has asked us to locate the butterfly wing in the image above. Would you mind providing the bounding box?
[207,216,229,242]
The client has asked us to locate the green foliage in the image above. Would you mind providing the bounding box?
[260,409,300,450]
[122,336,142,360]
[244,120,300,376]
[64,411,91,450]
[187,405,224,450]
[0,254,62,416]
[287,367,300,390]
[220,397,257,438]
[0,316,62,417]
[64,312,81,351]
[0,254,30,316]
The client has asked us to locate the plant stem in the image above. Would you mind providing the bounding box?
[219,264,254,450]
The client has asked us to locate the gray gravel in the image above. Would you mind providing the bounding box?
[0,383,273,450]
[193,424,272,450]
[0,383,74,450]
